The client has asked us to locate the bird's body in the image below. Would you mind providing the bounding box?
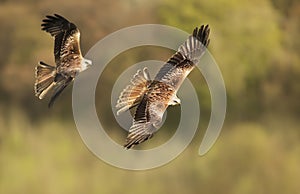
[34,14,92,107]
[116,25,210,149]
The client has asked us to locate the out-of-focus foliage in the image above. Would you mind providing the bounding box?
[1,111,300,194]
[0,0,300,193]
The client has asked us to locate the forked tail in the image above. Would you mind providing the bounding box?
[34,61,55,99]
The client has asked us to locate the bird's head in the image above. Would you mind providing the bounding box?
[81,58,92,71]
[170,96,181,106]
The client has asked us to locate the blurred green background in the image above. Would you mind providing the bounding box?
[0,0,300,193]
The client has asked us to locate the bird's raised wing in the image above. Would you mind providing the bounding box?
[41,14,82,67]
[154,25,210,91]
[116,68,151,115]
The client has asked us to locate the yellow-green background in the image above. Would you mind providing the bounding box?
[0,0,299,193]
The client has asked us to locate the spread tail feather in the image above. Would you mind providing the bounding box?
[34,61,55,99]
[116,67,151,115]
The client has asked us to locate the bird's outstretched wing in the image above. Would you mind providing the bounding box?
[41,14,82,67]
[154,25,210,91]
[124,81,174,149]
[124,95,166,149]
[48,76,73,108]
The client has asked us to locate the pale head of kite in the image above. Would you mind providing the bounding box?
[81,58,93,71]
[169,95,181,106]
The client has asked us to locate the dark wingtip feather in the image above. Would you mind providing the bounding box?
[193,24,210,47]
[124,142,134,149]
[47,77,73,108]
[54,14,66,20]
[47,85,63,108]
[41,14,74,36]
[123,133,153,149]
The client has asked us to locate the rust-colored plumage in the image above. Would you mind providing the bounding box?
[34,14,92,107]
[116,25,210,149]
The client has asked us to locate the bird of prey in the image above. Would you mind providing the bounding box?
[34,14,92,107]
[116,25,210,149]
